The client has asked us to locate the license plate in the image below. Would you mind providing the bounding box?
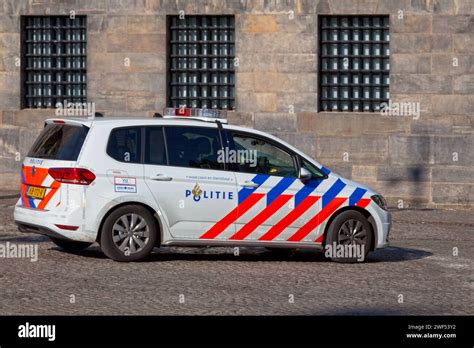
[26,186,46,200]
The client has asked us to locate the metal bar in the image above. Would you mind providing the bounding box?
[319,15,390,112]
[22,15,87,109]
[167,15,235,110]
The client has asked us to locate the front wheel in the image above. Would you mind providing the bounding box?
[100,205,157,262]
[325,210,372,263]
[50,237,92,252]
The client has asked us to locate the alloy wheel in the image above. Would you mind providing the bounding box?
[112,213,150,254]
[337,219,367,245]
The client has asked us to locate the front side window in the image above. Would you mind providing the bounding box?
[165,126,223,170]
[232,133,297,178]
[107,127,141,163]
[319,15,390,112]
[301,159,327,179]
[21,16,87,108]
[168,15,235,110]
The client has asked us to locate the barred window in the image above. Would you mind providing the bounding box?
[21,16,87,109]
[168,15,235,110]
[319,16,390,112]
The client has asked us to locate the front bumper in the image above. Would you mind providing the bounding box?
[376,210,391,249]
[366,202,391,249]
[380,220,391,248]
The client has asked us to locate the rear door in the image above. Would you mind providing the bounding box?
[143,125,238,240]
[104,126,145,194]
[21,121,89,210]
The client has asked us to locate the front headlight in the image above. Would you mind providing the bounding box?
[371,194,388,211]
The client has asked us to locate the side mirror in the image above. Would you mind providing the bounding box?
[299,167,312,182]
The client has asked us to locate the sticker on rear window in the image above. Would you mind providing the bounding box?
[114,177,137,193]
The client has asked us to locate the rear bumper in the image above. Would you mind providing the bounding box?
[15,221,74,241]
[13,204,96,242]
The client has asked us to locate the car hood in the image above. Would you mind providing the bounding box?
[328,172,380,197]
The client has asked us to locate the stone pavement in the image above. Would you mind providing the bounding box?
[0,197,472,315]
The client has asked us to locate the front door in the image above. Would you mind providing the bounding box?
[226,131,311,242]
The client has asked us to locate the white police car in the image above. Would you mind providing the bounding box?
[14,108,391,262]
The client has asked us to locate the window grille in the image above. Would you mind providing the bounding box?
[21,16,87,108]
[168,15,235,110]
[319,16,390,112]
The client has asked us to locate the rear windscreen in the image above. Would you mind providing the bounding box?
[27,123,89,161]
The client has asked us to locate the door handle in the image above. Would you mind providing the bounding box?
[150,174,173,181]
[239,181,259,188]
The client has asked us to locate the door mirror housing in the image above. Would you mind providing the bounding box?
[299,167,312,182]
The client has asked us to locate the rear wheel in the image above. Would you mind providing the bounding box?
[100,205,157,262]
[325,210,372,263]
[50,237,92,252]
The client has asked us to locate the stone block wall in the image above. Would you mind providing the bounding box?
[0,0,473,209]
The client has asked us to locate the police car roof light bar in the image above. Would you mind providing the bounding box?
[162,107,228,124]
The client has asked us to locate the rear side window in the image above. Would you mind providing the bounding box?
[145,127,167,165]
[107,127,141,163]
[165,126,223,170]
[28,123,89,161]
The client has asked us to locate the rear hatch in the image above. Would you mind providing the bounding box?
[21,121,90,210]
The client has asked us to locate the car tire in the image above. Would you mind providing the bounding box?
[50,237,92,252]
[100,205,157,262]
[324,210,372,263]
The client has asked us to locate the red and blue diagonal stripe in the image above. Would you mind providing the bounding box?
[238,174,269,204]
[259,195,321,241]
[257,178,326,241]
[287,179,347,242]
[294,178,323,207]
[266,177,295,206]
[230,194,293,240]
[200,192,265,239]
[200,167,373,242]
[349,187,367,206]
[321,179,346,208]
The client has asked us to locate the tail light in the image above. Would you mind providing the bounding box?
[48,168,96,185]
